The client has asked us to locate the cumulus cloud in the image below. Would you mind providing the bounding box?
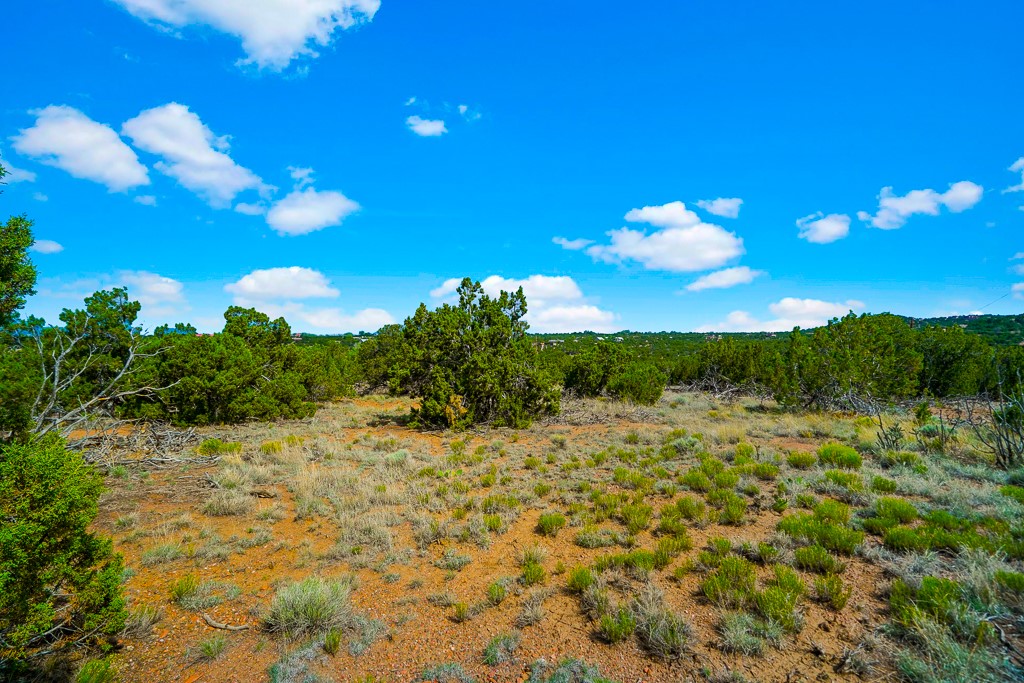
[30,239,63,254]
[697,297,865,333]
[585,201,744,272]
[122,103,267,208]
[245,301,394,332]
[224,266,389,332]
[406,115,447,137]
[429,274,616,332]
[796,212,851,244]
[265,186,359,236]
[234,202,266,216]
[134,195,157,206]
[552,236,593,251]
[1006,157,1024,193]
[857,181,983,229]
[119,270,186,307]
[225,266,340,300]
[685,266,764,292]
[696,197,743,219]
[11,105,149,192]
[110,0,380,71]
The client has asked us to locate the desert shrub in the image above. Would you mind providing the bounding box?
[883,526,929,552]
[0,438,126,662]
[597,606,636,643]
[680,468,712,492]
[701,556,756,608]
[778,511,864,555]
[794,545,846,574]
[822,469,864,491]
[196,438,242,456]
[435,549,472,571]
[486,581,508,606]
[631,586,691,659]
[521,562,546,586]
[753,462,779,480]
[814,574,852,610]
[876,497,918,523]
[606,361,666,405]
[755,586,801,632]
[619,503,653,534]
[193,634,227,661]
[567,567,596,594]
[574,526,621,549]
[77,658,117,683]
[871,475,898,493]
[718,611,783,656]
[264,577,355,638]
[718,494,748,526]
[452,602,471,622]
[203,488,253,516]
[536,512,567,537]
[419,663,476,683]
[817,443,862,469]
[767,565,806,598]
[786,451,817,469]
[483,631,520,665]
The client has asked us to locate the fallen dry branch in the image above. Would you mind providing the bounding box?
[201,613,250,631]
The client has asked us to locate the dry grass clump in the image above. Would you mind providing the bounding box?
[264,576,357,639]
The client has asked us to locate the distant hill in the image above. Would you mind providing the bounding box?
[907,313,1024,347]
[294,313,1024,348]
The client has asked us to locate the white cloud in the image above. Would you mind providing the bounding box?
[244,301,394,332]
[224,266,388,332]
[32,192,48,202]
[288,166,315,189]
[429,274,616,332]
[1014,283,1024,300]
[857,181,983,229]
[30,239,63,254]
[697,297,865,332]
[0,157,36,183]
[585,201,744,272]
[234,202,266,216]
[1006,157,1024,193]
[552,236,594,251]
[134,195,157,206]
[696,197,743,219]
[1012,264,1024,276]
[11,105,149,192]
[122,103,267,208]
[265,186,359,236]
[796,212,851,244]
[225,266,340,300]
[404,96,417,106]
[1012,252,1024,260]
[406,116,447,137]
[685,266,764,292]
[530,305,616,333]
[110,0,380,71]
[457,104,482,122]
[624,201,701,229]
[119,270,186,307]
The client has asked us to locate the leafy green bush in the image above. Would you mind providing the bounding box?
[0,438,126,661]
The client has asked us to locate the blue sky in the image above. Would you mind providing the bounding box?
[2,1,1022,333]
